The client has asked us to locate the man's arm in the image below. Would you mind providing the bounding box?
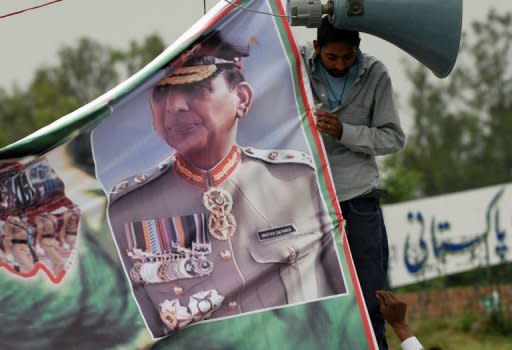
[316,67,405,156]
[340,71,405,156]
[376,290,424,350]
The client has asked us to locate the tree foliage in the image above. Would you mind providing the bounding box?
[0,34,165,148]
[0,34,166,349]
[382,9,512,203]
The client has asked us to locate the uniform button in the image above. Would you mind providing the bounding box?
[114,180,129,192]
[198,299,213,314]
[133,174,147,183]
[228,301,238,310]
[267,151,278,160]
[287,247,297,264]
[174,286,184,296]
[220,250,231,260]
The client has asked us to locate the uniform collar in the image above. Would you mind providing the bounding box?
[174,145,241,187]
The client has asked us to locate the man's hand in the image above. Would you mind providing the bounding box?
[315,111,342,139]
[376,290,414,342]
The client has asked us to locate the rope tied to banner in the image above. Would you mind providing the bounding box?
[0,0,63,20]
[1,1,293,22]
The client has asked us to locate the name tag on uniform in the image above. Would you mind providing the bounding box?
[257,225,296,241]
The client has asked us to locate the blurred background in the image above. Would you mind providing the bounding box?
[0,1,511,349]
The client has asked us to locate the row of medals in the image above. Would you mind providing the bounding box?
[129,187,235,284]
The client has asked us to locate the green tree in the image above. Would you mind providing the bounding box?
[0,34,165,148]
[111,34,167,76]
[382,9,512,203]
[0,34,166,349]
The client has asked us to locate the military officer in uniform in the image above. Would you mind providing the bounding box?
[108,31,345,338]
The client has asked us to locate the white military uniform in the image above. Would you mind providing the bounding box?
[108,146,345,337]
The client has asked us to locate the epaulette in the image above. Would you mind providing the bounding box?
[241,147,314,169]
[109,156,173,203]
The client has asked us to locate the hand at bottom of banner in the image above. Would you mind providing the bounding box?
[159,289,224,332]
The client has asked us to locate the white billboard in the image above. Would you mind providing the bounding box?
[383,183,511,287]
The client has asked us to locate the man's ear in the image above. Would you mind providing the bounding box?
[149,94,166,140]
[235,82,254,119]
[313,40,320,54]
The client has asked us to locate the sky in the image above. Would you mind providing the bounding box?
[0,0,511,133]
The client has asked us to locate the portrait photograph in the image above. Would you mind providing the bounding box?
[91,0,346,338]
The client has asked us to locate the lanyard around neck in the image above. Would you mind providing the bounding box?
[320,65,350,105]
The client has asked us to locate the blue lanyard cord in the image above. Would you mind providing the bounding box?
[320,67,349,105]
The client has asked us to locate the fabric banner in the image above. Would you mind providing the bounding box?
[383,183,511,288]
[0,1,375,348]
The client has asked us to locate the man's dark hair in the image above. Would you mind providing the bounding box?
[317,16,360,47]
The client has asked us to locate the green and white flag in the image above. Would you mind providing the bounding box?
[0,1,376,348]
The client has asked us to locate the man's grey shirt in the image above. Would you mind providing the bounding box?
[301,43,405,201]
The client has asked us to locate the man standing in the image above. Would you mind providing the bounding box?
[302,16,405,349]
[108,31,345,338]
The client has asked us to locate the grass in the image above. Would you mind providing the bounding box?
[385,313,512,350]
